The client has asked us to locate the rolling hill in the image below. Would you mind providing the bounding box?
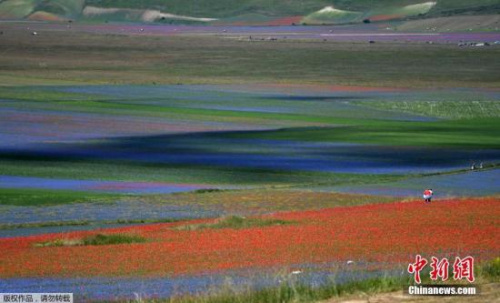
[0,0,499,24]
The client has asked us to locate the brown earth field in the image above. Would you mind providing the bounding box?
[0,22,499,88]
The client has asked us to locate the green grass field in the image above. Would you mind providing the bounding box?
[354,100,500,119]
[0,159,406,188]
[0,188,121,206]
[228,118,500,148]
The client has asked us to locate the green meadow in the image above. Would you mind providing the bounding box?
[0,188,121,206]
[233,118,500,148]
[0,159,406,187]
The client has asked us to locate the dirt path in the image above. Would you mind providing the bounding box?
[322,283,500,303]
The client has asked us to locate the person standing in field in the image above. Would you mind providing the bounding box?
[423,189,433,203]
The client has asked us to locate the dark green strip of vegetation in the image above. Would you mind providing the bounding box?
[0,159,404,186]
[0,87,104,102]
[478,257,500,280]
[82,233,147,246]
[0,188,122,206]
[231,118,500,148]
[35,233,147,247]
[176,215,292,231]
[0,220,91,230]
[159,275,412,303]
[0,218,183,230]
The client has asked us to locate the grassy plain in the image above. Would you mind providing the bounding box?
[233,118,500,148]
[1,26,500,88]
[1,23,498,195]
[354,100,500,119]
[0,187,121,206]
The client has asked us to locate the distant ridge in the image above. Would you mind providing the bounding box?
[0,0,499,25]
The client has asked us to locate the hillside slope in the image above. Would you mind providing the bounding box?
[0,0,499,24]
[84,0,500,18]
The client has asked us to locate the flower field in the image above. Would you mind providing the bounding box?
[0,19,499,301]
[1,197,498,279]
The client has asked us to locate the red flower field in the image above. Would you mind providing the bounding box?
[1,198,498,278]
